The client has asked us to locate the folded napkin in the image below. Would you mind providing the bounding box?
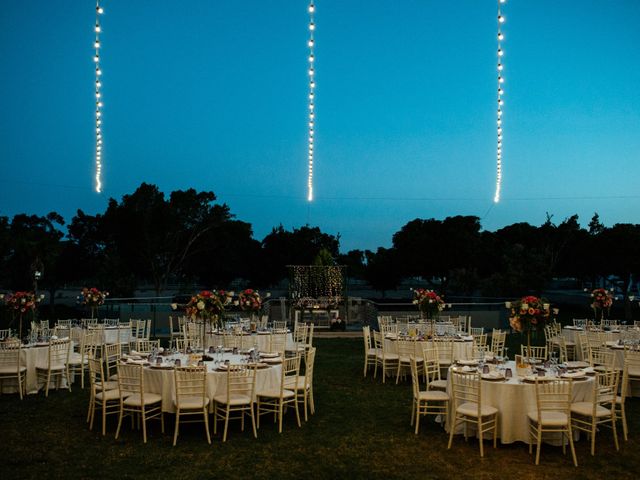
[462,366,475,372]
[130,350,141,356]
[457,359,477,366]
[583,367,595,374]
[561,371,585,378]
[482,371,504,380]
[127,358,147,365]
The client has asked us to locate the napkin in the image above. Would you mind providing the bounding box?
[457,359,477,366]
[482,371,504,380]
[561,371,585,378]
[127,358,147,365]
[462,366,475,372]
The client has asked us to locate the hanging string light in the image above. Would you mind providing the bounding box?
[94,1,104,193]
[307,2,315,202]
[494,0,506,203]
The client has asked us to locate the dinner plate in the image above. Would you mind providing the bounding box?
[481,373,505,381]
[262,358,282,364]
[149,364,174,370]
[457,359,478,366]
[523,375,554,383]
[260,352,280,358]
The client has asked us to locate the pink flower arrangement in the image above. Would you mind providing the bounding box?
[185,290,232,320]
[237,289,270,313]
[5,291,42,313]
[506,295,552,333]
[412,288,446,319]
[79,287,109,307]
[590,288,613,310]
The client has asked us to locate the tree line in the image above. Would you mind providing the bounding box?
[1,183,639,313]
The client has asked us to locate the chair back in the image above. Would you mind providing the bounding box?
[0,343,21,374]
[136,339,160,355]
[117,363,145,400]
[281,353,301,395]
[422,350,442,388]
[490,329,506,356]
[103,342,121,378]
[573,318,587,328]
[594,370,619,409]
[534,378,572,419]
[49,338,71,368]
[271,320,287,332]
[363,326,372,351]
[410,358,421,399]
[472,332,487,349]
[433,338,454,364]
[590,346,615,371]
[450,371,482,415]
[174,366,207,408]
[88,357,109,392]
[521,345,548,362]
[224,364,256,403]
[304,347,316,387]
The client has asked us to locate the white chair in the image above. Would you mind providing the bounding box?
[410,358,448,435]
[0,344,27,399]
[448,371,498,457]
[373,330,399,383]
[527,378,577,466]
[67,330,97,388]
[35,338,72,396]
[286,346,316,421]
[256,354,301,433]
[570,370,619,455]
[213,364,257,442]
[173,366,211,446]
[87,357,121,435]
[362,326,376,377]
[115,363,164,443]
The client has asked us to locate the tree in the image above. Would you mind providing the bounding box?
[364,248,402,297]
[101,183,235,296]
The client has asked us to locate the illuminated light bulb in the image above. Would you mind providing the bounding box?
[97,6,104,14]
[95,25,101,33]
[498,49,504,57]
[309,103,314,110]
[96,92,101,98]
[94,55,100,62]
[497,119,502,126]
[96,81,102,88]
[498,99,504,106]
[309,55,314,63]
[498,15,505,23]
[309,22,315,31]
[94,41,100,49]
[310,81,315,88]
[308,68,314,76]
[500,0,506,4]
[309,93,314,100]
[309,112,315,119]
[308,39,314,48]
[498,88,504,95]
[498,33,504,41]
[497,63,503,71]
[499,76,504,83]
[96,68,102,76]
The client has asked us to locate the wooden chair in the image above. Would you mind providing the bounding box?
[173,366,211,446]
[0,344,27,399]
[433,338,454,369]
[489,329,507,357]
[372,330,399,383]
[396,338,422,384]
[421,345,447,390]
[256,354,301,433]
[35,338,72,396]
[521,345,548,363]
[135,339,160,355]
[362,326,376,377]
[286,346,317,421]
[87,357,121,435]
[68,330,98,388]
[570,370,619,455]
[269,332,287,355]
[411,358,449,435]
[448,371,498,457]
[213,364,257,442]
[103,342,122,381]
[589,346,615,372]
[527,378,577,466]
[115,363,164,443]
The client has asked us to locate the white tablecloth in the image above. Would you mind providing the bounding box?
[446,361,595,445]
[140,353,282,413]
[385,336,473,361]
[0,344,72,395]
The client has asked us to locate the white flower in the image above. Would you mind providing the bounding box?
[197,301,205,310]
[170,303,178,310]
[265,292,271,298]
[505,301,511,308]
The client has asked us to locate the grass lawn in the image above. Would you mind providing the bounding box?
[1,337,638,480]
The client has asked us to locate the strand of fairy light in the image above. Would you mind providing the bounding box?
[307,2,315,202]
[494,0,506,203]
[94,1,104,193]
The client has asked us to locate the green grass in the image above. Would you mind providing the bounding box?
[1,338,639,480]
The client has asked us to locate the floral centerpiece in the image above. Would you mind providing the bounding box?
[412,288,446,320]
[506,295,551,334]
[4,291,44,338]
[506,295,555,363]
[237,289,268,313]
[589,288,613,323]
[185,290,232,328]
[78,287,109,319]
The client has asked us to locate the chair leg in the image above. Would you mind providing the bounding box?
[142,409,148,443]
[621,404,628,441]
[447,418,456,450]
[115,405,124,440]
[223,408,230,442]
[204,408,212,444]
[173,411,180,446]
[568,427,578,467]
[535,428,542,465]
[278,402,284,433]
[102,402,108,436]
[590,423,596,455]
[250,404,257,438]
[478,420,484,457]
[611,415,619,451]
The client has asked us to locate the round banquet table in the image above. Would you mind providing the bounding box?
[132,352,282,413]
[384,334,473,362]
[445,361,595,445]
[0,342,73,395]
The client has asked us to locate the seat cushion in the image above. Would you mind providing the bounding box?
[571,402,612,418]
[418,390,449,401]
[367,348,377,357]
[0,366,26,374]
[176,396,210,410]
[95,389,121,401]
[376,352,399,360]
[35,363,66,371]
[457,402,498,417]
[213,393,252,406]
[256,388,295,399]
[95,381,119,391]
[284,376,308,390]
[123,393,162,406]
[527,410,569,426]
[430,379,447,390]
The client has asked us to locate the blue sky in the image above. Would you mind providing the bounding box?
[1,0,639,252]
